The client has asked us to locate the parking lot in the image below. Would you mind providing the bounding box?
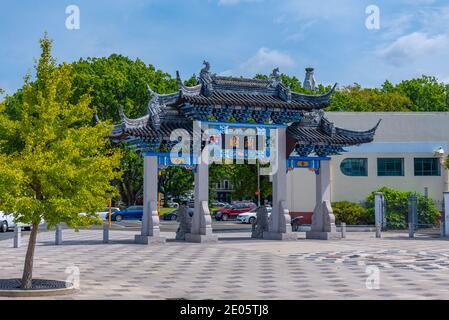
[0,219,254,242]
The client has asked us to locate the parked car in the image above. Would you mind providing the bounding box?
[214,202,257,221]
[163,208,194,221]
[236,206,272,224]
[96,207,121,220]
[212,201,227,208]
[109,206,144,222]
[167,201,179,208]
[0,211,32,232]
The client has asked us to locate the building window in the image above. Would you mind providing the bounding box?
[377,158,404,176]
[340,158,368,176]
[414,158,441,176]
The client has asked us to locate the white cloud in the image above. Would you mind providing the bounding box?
[222,47,296,76]
[378,32,449,66]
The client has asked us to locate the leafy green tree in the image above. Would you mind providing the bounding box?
[68,55,198,206]
[0,34,122,289]
[70,54,179,122]
[159,167,194,206]
[328,85,412,112]
[382,76,449,111]
[117,148,144,205]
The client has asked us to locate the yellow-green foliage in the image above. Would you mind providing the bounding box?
[0,34,122,229]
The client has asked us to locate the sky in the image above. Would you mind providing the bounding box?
[1,0,449,97]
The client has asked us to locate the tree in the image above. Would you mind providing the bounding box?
[382,76,449,111]
[0,34,122,289]
[159,167,194,206]
[68,55,196,205]
[327,85,412,112]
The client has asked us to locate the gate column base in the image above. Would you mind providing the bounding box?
[185,233,218,243]
[134,235,166,245]
[263,231,297,241]
[306,231,341,240]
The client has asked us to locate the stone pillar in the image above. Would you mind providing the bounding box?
[103,223,109,244]
[135,155,165,244]
[443,192,449,237]
[55,224,63,245]
[374,192,385,231]
[306,160,341,240]
[13,226,21,248]
[185,158,218,243]
[264,127,296,241]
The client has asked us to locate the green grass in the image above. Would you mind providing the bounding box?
[159,207,175,216]
[159,207,220,216]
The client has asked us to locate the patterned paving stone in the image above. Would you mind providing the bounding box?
[2,230,449,299]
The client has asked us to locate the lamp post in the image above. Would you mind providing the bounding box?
[435,147,448,192]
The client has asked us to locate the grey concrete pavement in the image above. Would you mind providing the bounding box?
[2,229,449,299]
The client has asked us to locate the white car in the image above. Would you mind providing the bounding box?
[0,211,32,233]
[96,207,121,220]
[236,206,272,224]
[79,207,121,221]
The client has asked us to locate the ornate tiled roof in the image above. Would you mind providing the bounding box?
[110,62,380,156]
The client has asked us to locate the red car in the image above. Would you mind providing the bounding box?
[214,202,256,221]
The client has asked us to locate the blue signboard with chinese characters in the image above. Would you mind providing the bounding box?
[206,122,285,161]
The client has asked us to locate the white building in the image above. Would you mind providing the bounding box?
[288,112,449,215]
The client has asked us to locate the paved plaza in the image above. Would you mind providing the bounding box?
[1,230,449,300]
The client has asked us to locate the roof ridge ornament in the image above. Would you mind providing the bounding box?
[146,84,165,131]
[304,67,316,91]
[176,71,184,88]
[270,67,281,87]
[199,60,214,97]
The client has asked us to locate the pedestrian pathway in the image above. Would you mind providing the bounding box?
[1,230,449,299]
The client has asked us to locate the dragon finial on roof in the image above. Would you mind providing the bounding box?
[199,60,214,97]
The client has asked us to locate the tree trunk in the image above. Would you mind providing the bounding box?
[21,223,39,289]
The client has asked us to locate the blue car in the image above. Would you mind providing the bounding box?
[111,206,144,222]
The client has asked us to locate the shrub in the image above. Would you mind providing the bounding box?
[332,201,372,225]
[365,187,440,229]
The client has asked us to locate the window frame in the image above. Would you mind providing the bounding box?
[414,158,441,176]
[340,158,368,177]
[377,158,405,177]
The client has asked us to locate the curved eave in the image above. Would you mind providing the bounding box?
[287,118,380,146]
[291,83,337,107]
[118,105,149,129]
[176,71,202,97]
[334,119,381,140]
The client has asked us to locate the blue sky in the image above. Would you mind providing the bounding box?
[1,0,449,97]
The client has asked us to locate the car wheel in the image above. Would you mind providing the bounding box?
[0,221,7,233]
[115,215,123,222]
[248,217,256,225]
[171,214,177,221]
[222,214,229,221]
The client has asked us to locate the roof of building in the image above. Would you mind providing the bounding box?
[110,62,381,157]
